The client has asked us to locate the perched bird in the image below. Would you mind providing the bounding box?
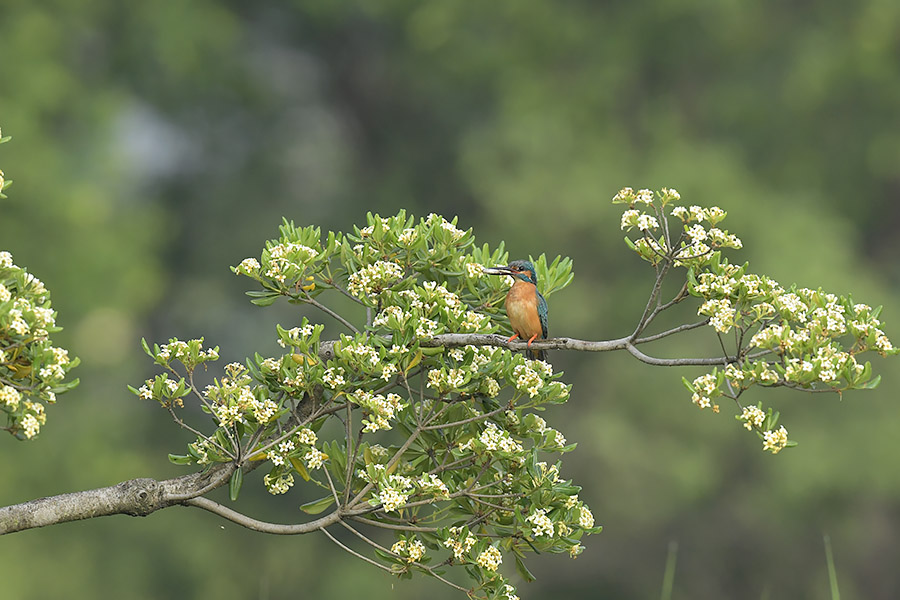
[485,260,548,361]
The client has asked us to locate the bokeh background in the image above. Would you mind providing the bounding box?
[2,1,900,598]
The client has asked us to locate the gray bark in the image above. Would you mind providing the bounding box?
[0,464,232,535]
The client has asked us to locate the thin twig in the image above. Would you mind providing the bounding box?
[349,515,439,533]
[298,290,360,334]
[634,319,709,344]
[321,527,393,572]
[421,404,508,431]
[184,497,341,534]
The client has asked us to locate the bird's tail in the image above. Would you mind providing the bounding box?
[526,348,547,362]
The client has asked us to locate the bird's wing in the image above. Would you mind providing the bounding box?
[537,291,549,339]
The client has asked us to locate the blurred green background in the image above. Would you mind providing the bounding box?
[2,1,899,598]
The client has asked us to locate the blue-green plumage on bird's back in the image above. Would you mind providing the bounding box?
[484,260,548,361]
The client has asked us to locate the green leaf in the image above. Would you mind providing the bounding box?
[229,468,243,501]
[514,555,537,582]
[300,495,335,515]
[168,453,193,465]
[862,374,882,390]
[290,457,311,481]
[250,295,279,307]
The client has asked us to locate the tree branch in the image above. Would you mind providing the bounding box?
[389,333,737,367]
[0,464,234,535]
[183,497,342,534]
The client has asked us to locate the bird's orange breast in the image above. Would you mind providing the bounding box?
[505,280,543,340]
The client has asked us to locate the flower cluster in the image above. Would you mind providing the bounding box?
[615,187,742,268]
[264,242,318,283]
[276,322,317,348]
[348,260,405,297]
[476,545,503,571]
[613,187,655,205]
[695,280,895,394]
[739,405,766,430]
[524,413,569,450]
[265,427,325,470]
[264,472,294,494]
[147,337,219,371]
[201,363,279,427]
[443,526,478,560]
[349,389,407,432]
[513,361,549,397]
[373,280,493,346]
[762,426,789,454]
[620,209,659,232]
[527,508,555,537]
[459,422,524,456]
[1,250,78,439]
[690,373,720,411]
[426,212,467,242]
[698,298,736,334]
[417,473,450,499]
[391,538,427,563]
[376,474,415,512]
[427,366,471,395]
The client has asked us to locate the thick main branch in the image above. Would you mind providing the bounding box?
[0,464,234,535]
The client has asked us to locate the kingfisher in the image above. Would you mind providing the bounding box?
[485,260,548,361]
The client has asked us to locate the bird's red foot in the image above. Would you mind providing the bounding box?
[526,333,539,348]
[507,333,520,343]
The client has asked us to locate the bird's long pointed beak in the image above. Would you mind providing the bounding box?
[483,265,513,276]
